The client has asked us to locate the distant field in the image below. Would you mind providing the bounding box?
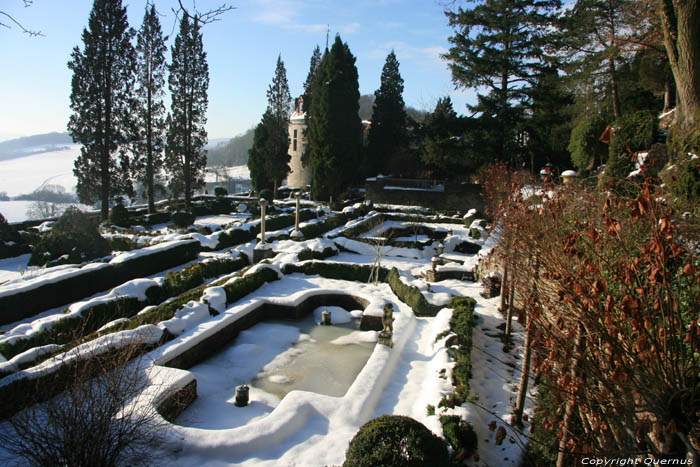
[0,145,80,197]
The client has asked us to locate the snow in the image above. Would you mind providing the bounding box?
[0,206,530,466]
[109,239,199,264]
[0,145,80,197]
[204,165,251,183]
[0,253,30,285]
[0,261,110,299]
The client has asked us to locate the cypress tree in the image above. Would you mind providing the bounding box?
[165,14,209,207]
[307,35,362,201]
[67,0,136,220]
[367,50,408,177]
[133,3,167,213]
[302,45,322,114]
[247,55,292,194]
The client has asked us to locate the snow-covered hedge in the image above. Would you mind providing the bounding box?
[0,252,250,365]
[0,240,200,326]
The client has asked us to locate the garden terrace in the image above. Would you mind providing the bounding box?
[0,199,529,466]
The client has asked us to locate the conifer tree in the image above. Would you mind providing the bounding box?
[443,0,559,162]
[67,0,136,220]
[302,45,322,114]
[165,14,209,207]
[367,50,408,176]
[133,3,167,213]
[307,35,362,201]
[558,0,635,120]
[247,55,292,194]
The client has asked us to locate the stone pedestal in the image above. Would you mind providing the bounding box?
[378,330,393,348]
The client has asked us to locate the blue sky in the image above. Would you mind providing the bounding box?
[0,0,476,141]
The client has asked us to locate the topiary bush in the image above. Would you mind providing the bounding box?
[343,415,450,467]
[258,189,273,202]
[214,186,228,197]
[568,115,608,172]
[109,202,131,227]
[440,415,478,460]
[29,207,111,267]
[171,211,195,228]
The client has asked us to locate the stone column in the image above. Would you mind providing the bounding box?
[294,193,301,231]
[259,198,268,244]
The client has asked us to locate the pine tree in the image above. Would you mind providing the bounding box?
[302,45,322,114]
[420,97,468,178]
[444,0,559,163]
[67,0,136,220]
[165,14,209,207]
[367,51,408,177]
[307,35,362,201]
[133,3,167,213]
[520,67,574,172]
[247,55,292,194]
[558,0,636,120]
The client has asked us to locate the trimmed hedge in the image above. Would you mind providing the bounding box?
[208,209,318,251]
[387,268,442,317]
[0,240,201,326]
[282,261,388,283]
[343,415,450,467]
[0,253,250,362]
[439,296,476,407]
[297,247,338,261]
[440,414,478,460]
[299,204,372,239]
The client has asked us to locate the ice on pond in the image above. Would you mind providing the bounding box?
[175,312,375,430]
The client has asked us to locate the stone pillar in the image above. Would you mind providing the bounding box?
[294,193,301,231]
[259,198,268,244]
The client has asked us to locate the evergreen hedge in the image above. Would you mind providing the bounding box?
[0,240,200,326]
[438,296,476,407]
[387,268,442,317]
[440,414,478,460]
[0,253,249,362]
[568,116,607,172]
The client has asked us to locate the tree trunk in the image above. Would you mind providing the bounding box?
[663,76,673,114]
[146,85,155,214]
[499,264,509,313]
[658,0,700,127]
[556,324,585,467]
[609,56,622,119]
[513,317,532,426]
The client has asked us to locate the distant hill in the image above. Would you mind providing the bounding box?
[0,132,74,161]
[206,127,255,167]
[358,94,427,123]
[205,96,427,169]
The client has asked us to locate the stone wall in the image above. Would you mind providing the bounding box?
[365,178,484,212]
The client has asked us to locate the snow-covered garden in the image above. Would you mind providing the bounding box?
[0,198,533,466]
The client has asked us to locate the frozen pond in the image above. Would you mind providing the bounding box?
[175,308,376,430]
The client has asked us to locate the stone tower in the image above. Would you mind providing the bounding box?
[286,97,312,188]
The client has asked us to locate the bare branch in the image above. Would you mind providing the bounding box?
[0,8,43,37]
[172,0,235,25]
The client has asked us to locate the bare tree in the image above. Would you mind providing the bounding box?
[0,344,164,467]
